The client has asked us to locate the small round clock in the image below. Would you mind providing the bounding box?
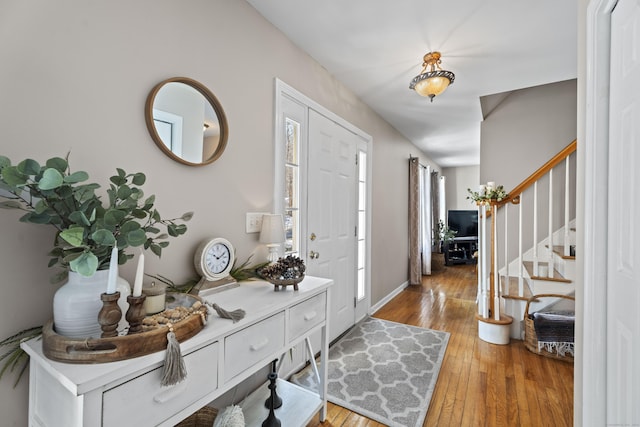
[194,237,235,281]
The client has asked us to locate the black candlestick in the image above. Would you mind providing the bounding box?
[264,359,282,409]
[262,371,281,427]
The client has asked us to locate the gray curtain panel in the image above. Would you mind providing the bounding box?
[409,158,421,285]
[431,171,440,251]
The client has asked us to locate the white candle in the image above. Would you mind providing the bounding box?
[106,246,118,294]
[487,181,495,189]
[479,184,486,193]
[132,253,144,297]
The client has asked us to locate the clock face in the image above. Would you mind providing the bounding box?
[195,237,235,280]
[205,242,231,274]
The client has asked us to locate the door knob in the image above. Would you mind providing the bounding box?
[309,250,320,259]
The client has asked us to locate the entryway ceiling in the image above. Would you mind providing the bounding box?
[246,0,577,167]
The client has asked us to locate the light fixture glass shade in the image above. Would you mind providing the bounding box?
[413,75,452,98]
[409,51,455,102]
[260,214,285,263]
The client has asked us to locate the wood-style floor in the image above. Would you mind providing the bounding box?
[306,263,574,427]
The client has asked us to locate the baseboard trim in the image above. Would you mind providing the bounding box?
[370,280,408,315]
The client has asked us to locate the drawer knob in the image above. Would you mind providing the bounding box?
[304,311,317,321]
[250,338,269,352]
[153,382,187,403]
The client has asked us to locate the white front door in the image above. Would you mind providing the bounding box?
[607,0,640,422]
[307,109,357,342]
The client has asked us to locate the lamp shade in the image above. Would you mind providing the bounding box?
[413,75,452,98]
[260,214,285,245]
[409,51,455,102]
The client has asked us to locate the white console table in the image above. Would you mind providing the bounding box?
[22,276,332,426]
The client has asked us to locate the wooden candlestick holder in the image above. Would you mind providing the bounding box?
[126,295,147,334]
[98,292,122,338]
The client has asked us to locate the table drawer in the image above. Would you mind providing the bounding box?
[224,312,285,380]
[103,341,218,426]
[289,292,326,341]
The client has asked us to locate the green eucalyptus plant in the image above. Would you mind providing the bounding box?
[0,154,192,282]
[433,219,457,252]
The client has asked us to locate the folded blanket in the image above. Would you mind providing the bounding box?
[531,310,575,356]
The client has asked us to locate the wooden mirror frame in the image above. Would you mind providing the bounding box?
[145,77,229,166]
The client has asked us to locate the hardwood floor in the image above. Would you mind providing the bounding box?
[306,264,574,427]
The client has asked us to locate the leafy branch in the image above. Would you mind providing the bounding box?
[0,155,192,280]
[0,326,42,387]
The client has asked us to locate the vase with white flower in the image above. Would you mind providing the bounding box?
[0,154,192,338]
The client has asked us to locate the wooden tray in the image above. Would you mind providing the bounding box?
[42,293,208,364]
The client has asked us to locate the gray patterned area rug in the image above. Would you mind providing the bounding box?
[290,317,449,427]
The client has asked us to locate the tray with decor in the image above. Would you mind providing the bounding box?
[258,255,306,291]
[42,293,208,364]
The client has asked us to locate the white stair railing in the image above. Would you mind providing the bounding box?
[476,140,577,343]
[487,140,577,300]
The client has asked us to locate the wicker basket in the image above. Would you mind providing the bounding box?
[175,406,218,427]
[524,293,575,363]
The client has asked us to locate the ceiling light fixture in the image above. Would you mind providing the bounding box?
[409,51,455,102]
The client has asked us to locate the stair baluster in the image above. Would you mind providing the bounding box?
[503,203,509,298]
[548,169,554,278]
[564,155,571,257]
[518,194,524,296]
[492,203,500,321]
[478,203,489,318]
[533,181,539,276]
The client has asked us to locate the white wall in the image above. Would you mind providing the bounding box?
[0,1,439,424]
[443,165,479,212]
[480,79,577,189]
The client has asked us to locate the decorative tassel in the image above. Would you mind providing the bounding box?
[161,324,187,387]
[209,302,246,323]
[213,405,245,427]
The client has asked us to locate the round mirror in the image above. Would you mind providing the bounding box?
[145,77,229,166]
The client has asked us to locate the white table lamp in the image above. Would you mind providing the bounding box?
[260,214,285,263]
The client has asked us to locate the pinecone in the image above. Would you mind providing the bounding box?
[261,255,306,281]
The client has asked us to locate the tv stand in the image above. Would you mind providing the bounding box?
[445,237,478,266]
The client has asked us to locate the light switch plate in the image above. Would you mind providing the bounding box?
[246,212,269,233]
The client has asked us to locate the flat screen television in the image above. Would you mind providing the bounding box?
[447,210,478,238]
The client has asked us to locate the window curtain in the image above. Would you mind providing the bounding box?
[431,171,441,251]
[409,158,421,285]
[409,158,433,284]
[420,165,432,274]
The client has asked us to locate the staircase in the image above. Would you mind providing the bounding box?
[477,140,577,341]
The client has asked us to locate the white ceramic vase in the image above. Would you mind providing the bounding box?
[53,270,131,338]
